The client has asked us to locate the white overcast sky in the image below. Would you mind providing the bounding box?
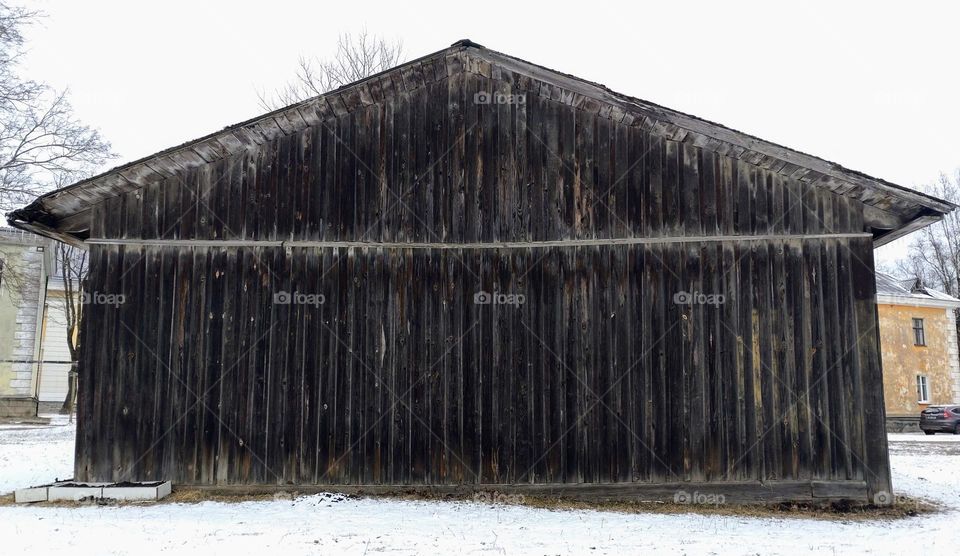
[17,0,960,266]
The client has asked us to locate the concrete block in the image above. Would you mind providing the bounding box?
[104,482,171,501]
[0,396,39,418]
[14,487,48,503]
[47,486,103,501]
[14,481,173,503]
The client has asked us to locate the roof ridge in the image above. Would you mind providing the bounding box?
[8,41,955,248]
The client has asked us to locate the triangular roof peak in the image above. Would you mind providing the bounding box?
[9,40,954,247]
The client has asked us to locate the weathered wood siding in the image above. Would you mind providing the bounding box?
[75,66,890,500]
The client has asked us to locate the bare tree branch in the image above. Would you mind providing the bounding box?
[0,2,115,212]
[259,30,403,110]
[53,242,85,414]
[897,170,960,297]
[0,3,112,413]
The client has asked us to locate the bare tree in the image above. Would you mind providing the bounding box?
[53,241,86,414]
[259,31,403,110]
[895,170,960,297]
[0,3,42,109]
[0,231,34,296]
[0,3,110,414]
[0,2,114,212]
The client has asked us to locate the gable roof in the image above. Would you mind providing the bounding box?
[8,39,954,248]
[875,272,960,307]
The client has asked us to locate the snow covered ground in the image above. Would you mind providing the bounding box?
[0,420,957,555]
[0,414,75,495]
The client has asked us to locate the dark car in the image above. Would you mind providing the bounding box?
[919,405,960,435]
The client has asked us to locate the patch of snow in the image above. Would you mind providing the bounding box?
[889,432,960,442]
[0,415,74,494]
[889,437,960,506]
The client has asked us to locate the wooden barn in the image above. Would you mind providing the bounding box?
[9,40,954,504]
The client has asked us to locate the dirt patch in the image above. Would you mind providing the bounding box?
[164,489,289,504]
[505,495,938,521]
[0,488,939,520]
[355,490,937,521]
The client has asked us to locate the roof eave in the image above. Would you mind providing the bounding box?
[877,293,960,308]
[871,212,944,248]
[7,213,86,248]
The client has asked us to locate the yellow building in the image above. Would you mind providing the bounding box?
[876,273,960,431]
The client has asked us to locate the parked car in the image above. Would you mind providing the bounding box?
[919,405,960,435]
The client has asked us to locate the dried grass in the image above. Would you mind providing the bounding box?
[0,488,938,521]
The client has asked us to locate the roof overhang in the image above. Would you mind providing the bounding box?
[877,294,960,309]
[8,40,955,247]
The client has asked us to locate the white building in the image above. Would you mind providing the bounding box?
[0,227,54,418]
[0,227,78,418]
[37,276,74,411]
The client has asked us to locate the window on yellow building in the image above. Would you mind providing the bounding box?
[912,318,926,346]
[917,374,930,403]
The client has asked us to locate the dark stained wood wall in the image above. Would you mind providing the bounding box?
[74,65,891,500]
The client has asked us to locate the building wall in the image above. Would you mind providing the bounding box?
[947,308,960,402]
[73,57,891,501]
[879,303,956,416]
[78,238,885,494]
[38,289,73,403]
[0,242,47,401]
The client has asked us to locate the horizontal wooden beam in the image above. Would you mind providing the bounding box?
[85,232,872,250]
